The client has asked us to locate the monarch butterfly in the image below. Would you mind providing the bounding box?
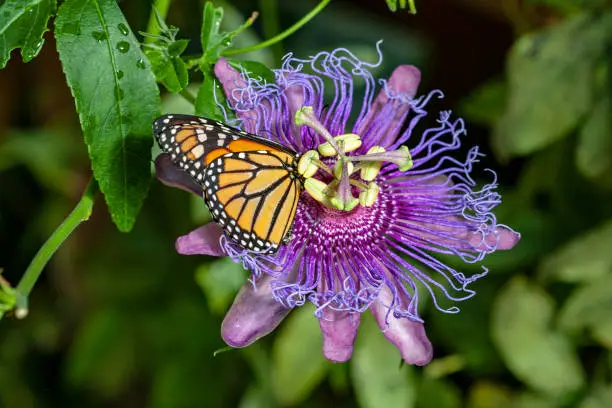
[153,114,303,253]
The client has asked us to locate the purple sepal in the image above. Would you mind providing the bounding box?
[175,223,225,257]
[221,274,292,347]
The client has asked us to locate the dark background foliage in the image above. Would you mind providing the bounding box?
[1,0,612,407]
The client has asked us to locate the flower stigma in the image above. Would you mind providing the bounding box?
[295,106,413,211]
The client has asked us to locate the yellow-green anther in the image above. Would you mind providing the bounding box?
[297,150,320,179]
[397,145,413,172]
[294,106,315,126]
[359,182,380,207]
[304,178,336,208]
[333,160,353,180]
[318,133,362,157]
[361,146,386,181]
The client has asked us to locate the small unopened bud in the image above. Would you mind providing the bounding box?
[359,182,380,207]
[318,133,362,157]
[361,146,386,181]
[297,150,320,179]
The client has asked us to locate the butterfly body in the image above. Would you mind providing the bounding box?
[154,114,302,253]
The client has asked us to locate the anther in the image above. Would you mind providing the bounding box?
[360,146,385,181]
[297,150,320,179]
[359,182,380,207]
[318,134,362,157]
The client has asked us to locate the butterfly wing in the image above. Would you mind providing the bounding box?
[153,114,296,180]
[153,114,301,253]
[205,151,301,252]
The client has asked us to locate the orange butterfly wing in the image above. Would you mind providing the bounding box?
[153,114,301,253]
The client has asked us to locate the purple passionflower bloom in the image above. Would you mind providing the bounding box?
[155,46,520,365]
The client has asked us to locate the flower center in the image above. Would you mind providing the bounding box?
[294,106,413,211]
[293,188,397,253]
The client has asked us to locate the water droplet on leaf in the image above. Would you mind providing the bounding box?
[116,41,130,53]
[91,31,107,41]
[136,58,146,69]
[117,23,129,36]
[22,40,44,61]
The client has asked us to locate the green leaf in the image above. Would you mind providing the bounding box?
[195,69,230,121]
[272,304,329,406]
[55,0,160,232]
[65,309,135,397]
[141,10,190,93]
[539,218,612,283]
[416,377,462,408]
[467,382,513,408]
[0,0,56,68]
[200,2,255,67]
[492,278,585,396]
[579,385,612,408]
[351,313,417,408]
[146,49,189,93]
[227,59,275,84]
[0,130,81,195]
[512,392,562,408]
[494,12,612,157]
[200,2,224,59]
[576,92,612,182]
[195,258,247,315]
[458,79,507,127]
[558,274,612,348]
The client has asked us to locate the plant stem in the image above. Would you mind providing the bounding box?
[258,0,283,61]
[15,180,98,301]
[223,0,332,56]
[145,0,173,42]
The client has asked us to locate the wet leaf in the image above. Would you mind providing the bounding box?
[492,278,585,395]
[0,0,56,69]
[55,0,159,231]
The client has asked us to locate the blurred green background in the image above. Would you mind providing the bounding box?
[2,0,612,407]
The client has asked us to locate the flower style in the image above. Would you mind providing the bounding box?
[155,45,520,365]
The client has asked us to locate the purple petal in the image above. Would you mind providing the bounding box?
[370,286,433,366]
[356,65,421,150]
[214,57,260,134]
[155,154,202,196]
[319,309,361,363]
[494,225,521,250]
[175,223,225,257]
[221,275,292,347]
